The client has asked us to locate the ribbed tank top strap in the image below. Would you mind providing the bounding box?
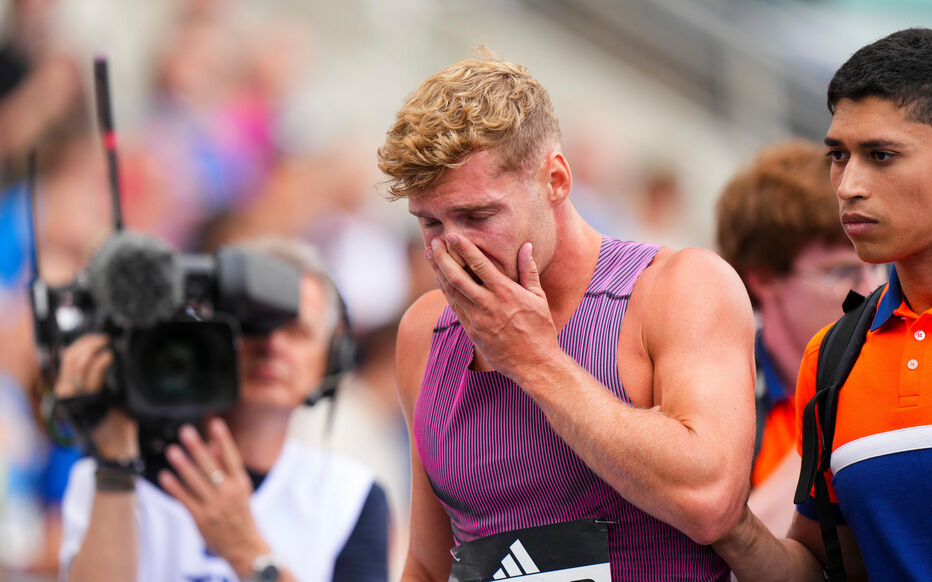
[415,305,472,453]
[559,238,660,403]
[425,306,470,378]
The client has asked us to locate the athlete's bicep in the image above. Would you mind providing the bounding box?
[645,249,756,438]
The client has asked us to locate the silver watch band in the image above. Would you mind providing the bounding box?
[242,553,282,582]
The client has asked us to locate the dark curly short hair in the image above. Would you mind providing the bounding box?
[828,27,932,126]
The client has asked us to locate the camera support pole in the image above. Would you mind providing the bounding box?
[93,56,125,232]
[25,148,55,354]
[26,150,41,278]
[24,149,65,440]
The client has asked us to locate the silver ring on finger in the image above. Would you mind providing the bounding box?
[72,375,85,391]
[208,468,226,485]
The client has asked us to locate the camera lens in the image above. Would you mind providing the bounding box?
[125,319,239,419]
[149,335,205,400]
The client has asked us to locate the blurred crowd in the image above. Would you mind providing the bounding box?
[0,0,700,580]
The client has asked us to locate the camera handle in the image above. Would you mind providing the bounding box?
[49,391,113,451]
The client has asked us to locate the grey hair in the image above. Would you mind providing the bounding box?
[235,236,343,337]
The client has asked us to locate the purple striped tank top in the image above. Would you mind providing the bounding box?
[414,237,730,581]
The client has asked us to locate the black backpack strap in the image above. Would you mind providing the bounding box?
[794,284,884,582]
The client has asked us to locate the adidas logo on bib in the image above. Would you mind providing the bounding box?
[488,537,610,582]
[449,519,611,582]
[492,539,539,578]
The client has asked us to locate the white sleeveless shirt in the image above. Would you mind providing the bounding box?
[60,440,377,582]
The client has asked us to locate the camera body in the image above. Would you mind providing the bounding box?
[31,230,300,426]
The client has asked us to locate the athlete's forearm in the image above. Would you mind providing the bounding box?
[712,506,823,582]
[516,351,749,544]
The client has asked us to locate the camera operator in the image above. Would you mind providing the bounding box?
[55,238,390,582]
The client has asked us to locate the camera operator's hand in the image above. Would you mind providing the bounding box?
[54,333,138,459]
[159,419,275,579]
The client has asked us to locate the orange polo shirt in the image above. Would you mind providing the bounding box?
[793,270,932,578]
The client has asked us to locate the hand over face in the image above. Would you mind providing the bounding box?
[428,234,561,382]
[159,419,270,575]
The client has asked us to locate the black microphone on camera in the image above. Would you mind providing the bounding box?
[86,232,183,329]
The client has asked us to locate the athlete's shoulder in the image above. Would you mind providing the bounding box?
[397,289,448,360]
[635,246,747,308]
[398,289,446,335]
[396,289,448,413]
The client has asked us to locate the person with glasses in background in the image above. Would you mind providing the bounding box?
[715,140,885,537]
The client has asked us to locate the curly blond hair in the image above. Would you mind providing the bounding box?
[377,48,561,200]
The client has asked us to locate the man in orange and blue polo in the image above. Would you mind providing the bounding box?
[714,27,932,581]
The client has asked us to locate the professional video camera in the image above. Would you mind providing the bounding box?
[31,231,300,425]
[26,58,301,447]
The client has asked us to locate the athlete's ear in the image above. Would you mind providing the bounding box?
[542,151,571,205]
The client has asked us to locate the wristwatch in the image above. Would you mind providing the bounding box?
[244,554,282,582]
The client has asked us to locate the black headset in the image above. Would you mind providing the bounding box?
[305,289,355,407]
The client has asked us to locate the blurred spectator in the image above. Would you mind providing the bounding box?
[715,139,886,535]
[198,135,414,333]
[631,157,694,250]
[0,298,56,578]
[561,118,640,240]
[0,0,86,177]
[31,134,112,260]
[134,2,310,251]
[303,137,413,333]
[140,12,262,249]
[0,137,107,579]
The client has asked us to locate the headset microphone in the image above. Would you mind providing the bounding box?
[305,290,355,407]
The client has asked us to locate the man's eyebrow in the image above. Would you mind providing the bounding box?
[859,139,907,149]
[409,203,500,217]
[824,136,907,149]
[450,203,499,213]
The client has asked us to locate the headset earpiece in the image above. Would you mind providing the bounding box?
[305,289,355,407]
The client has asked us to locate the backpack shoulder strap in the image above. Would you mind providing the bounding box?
[794,284,884,581]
